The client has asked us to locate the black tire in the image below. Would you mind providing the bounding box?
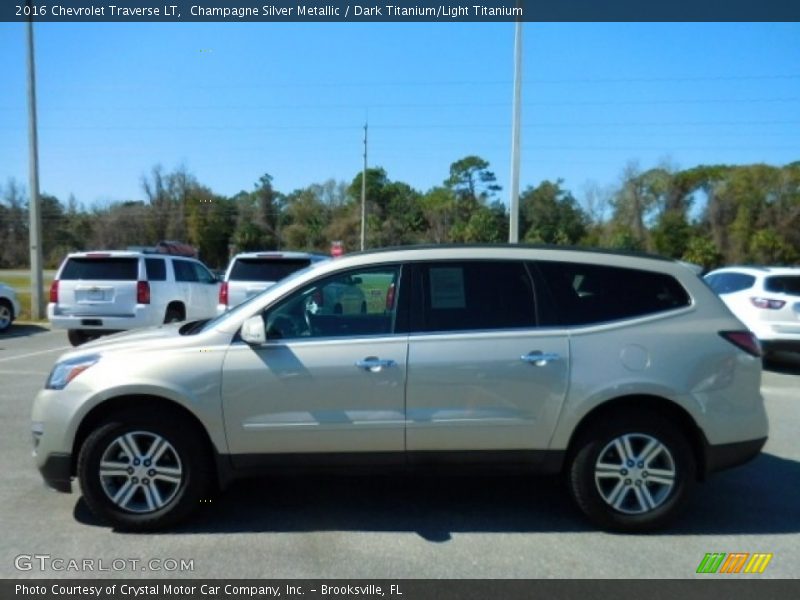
[568,412,695,532]
[77,410,212,531]
[164,306,184,324]
[0,299,13,332]
[68,329,92,346]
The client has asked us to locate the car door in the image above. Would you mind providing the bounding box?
[221,264,408,462]
[404,260,570,453]
[190,261,220,318]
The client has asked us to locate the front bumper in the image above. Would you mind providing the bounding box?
[38,453,72,493]
[705,437,767,475]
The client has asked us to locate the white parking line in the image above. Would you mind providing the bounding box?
[0,346,70,363]
[0,370,49,376]
[761,386,800,398]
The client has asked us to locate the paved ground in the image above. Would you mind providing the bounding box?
[1,325,798,579]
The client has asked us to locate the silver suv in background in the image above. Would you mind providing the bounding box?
[217,251,328,313]
[48,251,220,345]
[33,245,767,532]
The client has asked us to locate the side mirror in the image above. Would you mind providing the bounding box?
[240,315,266,346]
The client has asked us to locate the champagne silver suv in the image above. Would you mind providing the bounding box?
[32,245,768,532]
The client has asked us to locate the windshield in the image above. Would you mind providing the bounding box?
[198,262,323,333]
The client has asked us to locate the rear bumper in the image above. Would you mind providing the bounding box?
[48,304,157,331]
[761,339,800,354]
[705,437,767,475]
[38,452,73,493]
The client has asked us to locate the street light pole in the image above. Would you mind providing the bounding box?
[360,122,367,251]
[509,19,523,244]
[26,15,44,319]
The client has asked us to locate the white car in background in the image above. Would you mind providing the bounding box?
[217,251,328,313]
[49,251,220,346]
[704,266,800,356]
[0,281,21,332]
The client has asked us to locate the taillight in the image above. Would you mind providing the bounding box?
[49,280,59,303]
[219,281,229,306]
[750,297,785,310]
[136,281,150,304]
[385,282,396,311]
[720,331,762,357]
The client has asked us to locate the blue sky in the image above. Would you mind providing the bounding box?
[0,22,798,210]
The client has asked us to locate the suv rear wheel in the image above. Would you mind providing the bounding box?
[77,410,211,531]
[568,412,695,532]
[67,329,95,346]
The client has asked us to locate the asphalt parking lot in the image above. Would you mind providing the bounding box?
[1,325,798,579]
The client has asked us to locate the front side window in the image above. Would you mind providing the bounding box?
[173,260,198,283]
[537,261,691,326]
[191,262,216,284]
[414,261,537,333]
[263,266,401,340]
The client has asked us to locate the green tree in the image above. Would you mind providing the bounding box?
[520,180,588,245]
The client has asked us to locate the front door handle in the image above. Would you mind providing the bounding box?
[356,357,397,372]
[521,351,561,366]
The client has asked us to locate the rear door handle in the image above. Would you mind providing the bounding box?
[356,357,397,372]
[521,351,561,366]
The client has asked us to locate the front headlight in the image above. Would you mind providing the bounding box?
[46,354,100,390]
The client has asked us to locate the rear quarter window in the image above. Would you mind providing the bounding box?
[764,275,800,297]
[145,258,167,281]
[536,261,691,326]
[704,272,756,295]
[60,257,138,281]
[229,258,312,282]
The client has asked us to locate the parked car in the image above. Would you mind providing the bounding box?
[217,251,328,314]
[0,281,21,332]
[704,266,800,356]
[33,245,767,532]
[48,251,220,346]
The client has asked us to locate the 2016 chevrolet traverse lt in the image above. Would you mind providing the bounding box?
[32,245,767,531]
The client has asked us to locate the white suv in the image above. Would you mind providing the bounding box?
[217,251,328,313]
[49,251,220,345]
[705,266,800,356]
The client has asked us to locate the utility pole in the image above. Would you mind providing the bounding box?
[360,122,367,251]
[509,18,523,244]
[26,14,44,319]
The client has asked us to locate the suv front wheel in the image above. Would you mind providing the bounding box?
[568,412,696,532]
[77,411,211,531]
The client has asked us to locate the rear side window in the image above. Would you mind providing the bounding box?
[60,258,138,281]
[705,272,756,295]
[145,258,167,281]
[536,261,691,326]
[229,258,312,282]
[764,276,800,297]
[415,261,536,333]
